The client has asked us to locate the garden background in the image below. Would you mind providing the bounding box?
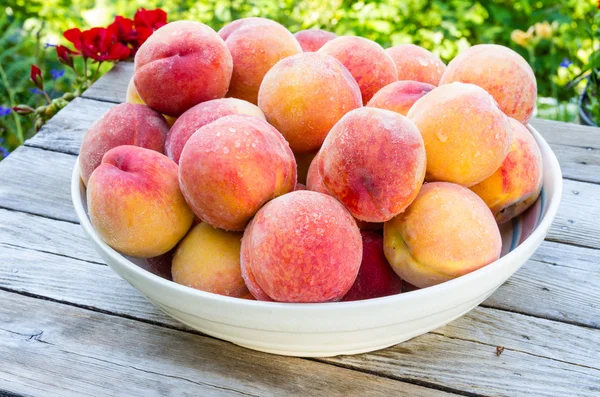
[0,0,598,160]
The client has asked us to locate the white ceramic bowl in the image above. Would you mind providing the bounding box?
[72,124,562,357]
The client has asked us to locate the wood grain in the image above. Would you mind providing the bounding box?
[81,61,132,104]
[0,290,450,397]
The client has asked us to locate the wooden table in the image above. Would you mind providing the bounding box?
[1,62,599,397]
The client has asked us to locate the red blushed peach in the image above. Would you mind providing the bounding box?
[165,98,265,164]
[407,82,513,187]
[295,150,318,185]
[366,80,435,116]
[134,21,233,117]
[258,52,362,153]
[319,107,426,223]
[319,36,397,104]
[294,183,307,191]
[342,231,403,301]
[172,223,249,297]
[178,115,296,231]
[240,191,362,302]
[225,21,302,104]
[440,44,537,123]
[384,182,502,288]
[126,78,177,126]
[386,44,446,86]
[294,29,337,52]
[218,17,273,41]
[79,103,169,186]
[87,146,194,258]
[470,118,543,224]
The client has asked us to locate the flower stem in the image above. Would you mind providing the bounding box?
[83,57,88,81]
[0,61,24,144]
[91,61,102,82]
[43,90,52,105]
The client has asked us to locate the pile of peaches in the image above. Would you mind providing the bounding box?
[79,18,542,303]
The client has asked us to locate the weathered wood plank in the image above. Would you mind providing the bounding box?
[0,146,77,223]
[26,97,115,155]
[531,118,600,150]
[0,290,450,397]
[81,61,133,104]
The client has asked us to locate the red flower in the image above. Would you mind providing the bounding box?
[30,65,43,90]
[134,8,167,46]
[109,16,136,44]
[64,27,130,62]
[56,45,78,68]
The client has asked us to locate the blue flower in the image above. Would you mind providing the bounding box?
[29,88,43,95]
[45,43,56,48]
[50,69,65,80]
[0,146,9,159]
[559,58,572,68]
[0,106,11,117]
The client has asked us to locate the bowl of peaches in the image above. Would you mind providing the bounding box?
[71,18,562,357]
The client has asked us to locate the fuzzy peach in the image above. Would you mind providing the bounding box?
[294,29,337,52]
[165,98,264,164]
[240,191,362,302]
[318,107,426,223]
[178,115,296,231]
[407,82,513,187]
[342,232,403,301]
[134,21,233,117]
[319,36,397,104]
[225,21,302,104]
[258,52,362,153]
[440,44,537,123]
[79,103,169,185]
[172,223,249,297]
[143,250,175,280]
[87,146,194,258]
[126,78,177,126]
[386,44,446,86]
[366,80,435,116]
[294,150,318,185]
[470,118,543,223]
[384,182,502,288]
[218,17,273,41]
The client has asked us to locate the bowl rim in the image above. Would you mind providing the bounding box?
[71,123,563,312]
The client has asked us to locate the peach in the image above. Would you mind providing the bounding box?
[79,103,169,185]
[366,80,435,116]
[470,118,543,223]
[407,82,513,187]
[143,250,174,280]
[342,231,403,301]
[384,182,502,288]
[294,29,337,52]
[319,36,397,104]
[218,17,273,41]
[318,107,426,223]
[386,44,446,86]
[240,191,362,302]
[225,21,302,104]
[134,21,233,117]
[258,52,362,153]
[295,150,318,185]
[172,223,249,297]
[440,44,537,123]
[165,98,265,164]
[87,146,194,258]
[178,115,296,231]
[126,78,177,126]
[294,183,307,191]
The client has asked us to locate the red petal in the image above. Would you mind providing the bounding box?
[64,28,83,50]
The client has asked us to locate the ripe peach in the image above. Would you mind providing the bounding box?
[319,36,397,104]
[125,78,177,126]
[218,17,273,41]
[440,44,537,123]
[319,107,426,223]
[470,118,543,223]
[407,82,513,187]
[172,223,249,297]
[240,191,362,302]
[225,21,301,104]
[342,231,403,301]
[178,115,296,231]
[134,21,233,117]
[384,182,502,288]
[79,103,169,185]
[258,52,362,153]
[294,150,318,185]
[143,250,174,280]
[366,80,435,116]
[294,29,337,52]
[87,146,194,258]
[294,183,307,191]
[386,44,446,86]
[165,98,265,164]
